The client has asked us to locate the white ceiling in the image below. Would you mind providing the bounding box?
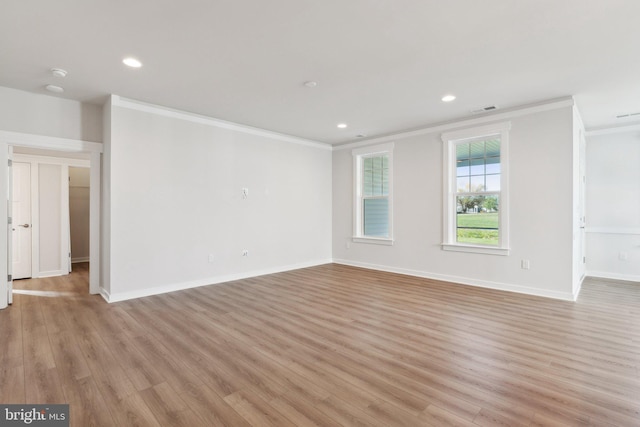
[1,0,639,145]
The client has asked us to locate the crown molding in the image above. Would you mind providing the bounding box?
[585,122,640,137]
[333,97,575,151]
[111,95,331,151]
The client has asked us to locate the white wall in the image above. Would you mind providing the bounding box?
[333,104,578,300]
[69,167,90,262]
[0,86,102,142]
[102,97,333,301]
[0,86,590,305]
[586,129,640,281]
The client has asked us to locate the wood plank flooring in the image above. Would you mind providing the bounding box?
[2,263,640,426]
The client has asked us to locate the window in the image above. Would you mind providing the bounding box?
[353,143,394,245]
[442,123,510,255]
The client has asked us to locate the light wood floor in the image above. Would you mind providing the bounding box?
[2,263,640,426]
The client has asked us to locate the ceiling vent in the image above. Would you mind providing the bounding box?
[471,105,498,114]
[616,112,640,119]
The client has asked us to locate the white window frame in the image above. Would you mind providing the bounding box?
[441,122,510,255]
[352,142,394,245]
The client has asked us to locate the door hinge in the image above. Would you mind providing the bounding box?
[7,274,12,282]
[7,216,11,225]
[583,256,586,263]
[8,159,12,167]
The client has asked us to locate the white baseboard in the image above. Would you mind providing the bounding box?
[102,257,587,304]
[333,259,577,301]
[586,271,640,283]
[36,269,69,278]
[105,259,333,303]
[72,257,90,264]
[573,275,584,301]
[99,287,111,303]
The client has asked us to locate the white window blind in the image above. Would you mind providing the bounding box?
[362,155,389,237]
[352,143,394,245]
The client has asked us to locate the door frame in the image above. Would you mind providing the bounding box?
[0,131,102,308]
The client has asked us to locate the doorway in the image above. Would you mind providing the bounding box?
[0,133,102,309]
[69,166,90,268]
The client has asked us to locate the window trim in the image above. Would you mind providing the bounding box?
[352,142,394,245]
[441,122,510,255]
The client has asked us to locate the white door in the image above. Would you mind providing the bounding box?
[12,162,32,279]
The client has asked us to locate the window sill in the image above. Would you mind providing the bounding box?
[352,237,394,246]
[441,243,509,256]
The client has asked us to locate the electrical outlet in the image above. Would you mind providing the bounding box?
[521,259,530,270]
[242,188,249,199]
[208,254,215,263]
[242,249,249,257]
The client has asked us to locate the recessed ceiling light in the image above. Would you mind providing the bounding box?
[337,123,347,129]
[303,81,318,88]
[123,57,142,68]
[45,84,64,93]
[441,94,456,102]
[51,68,67,78]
